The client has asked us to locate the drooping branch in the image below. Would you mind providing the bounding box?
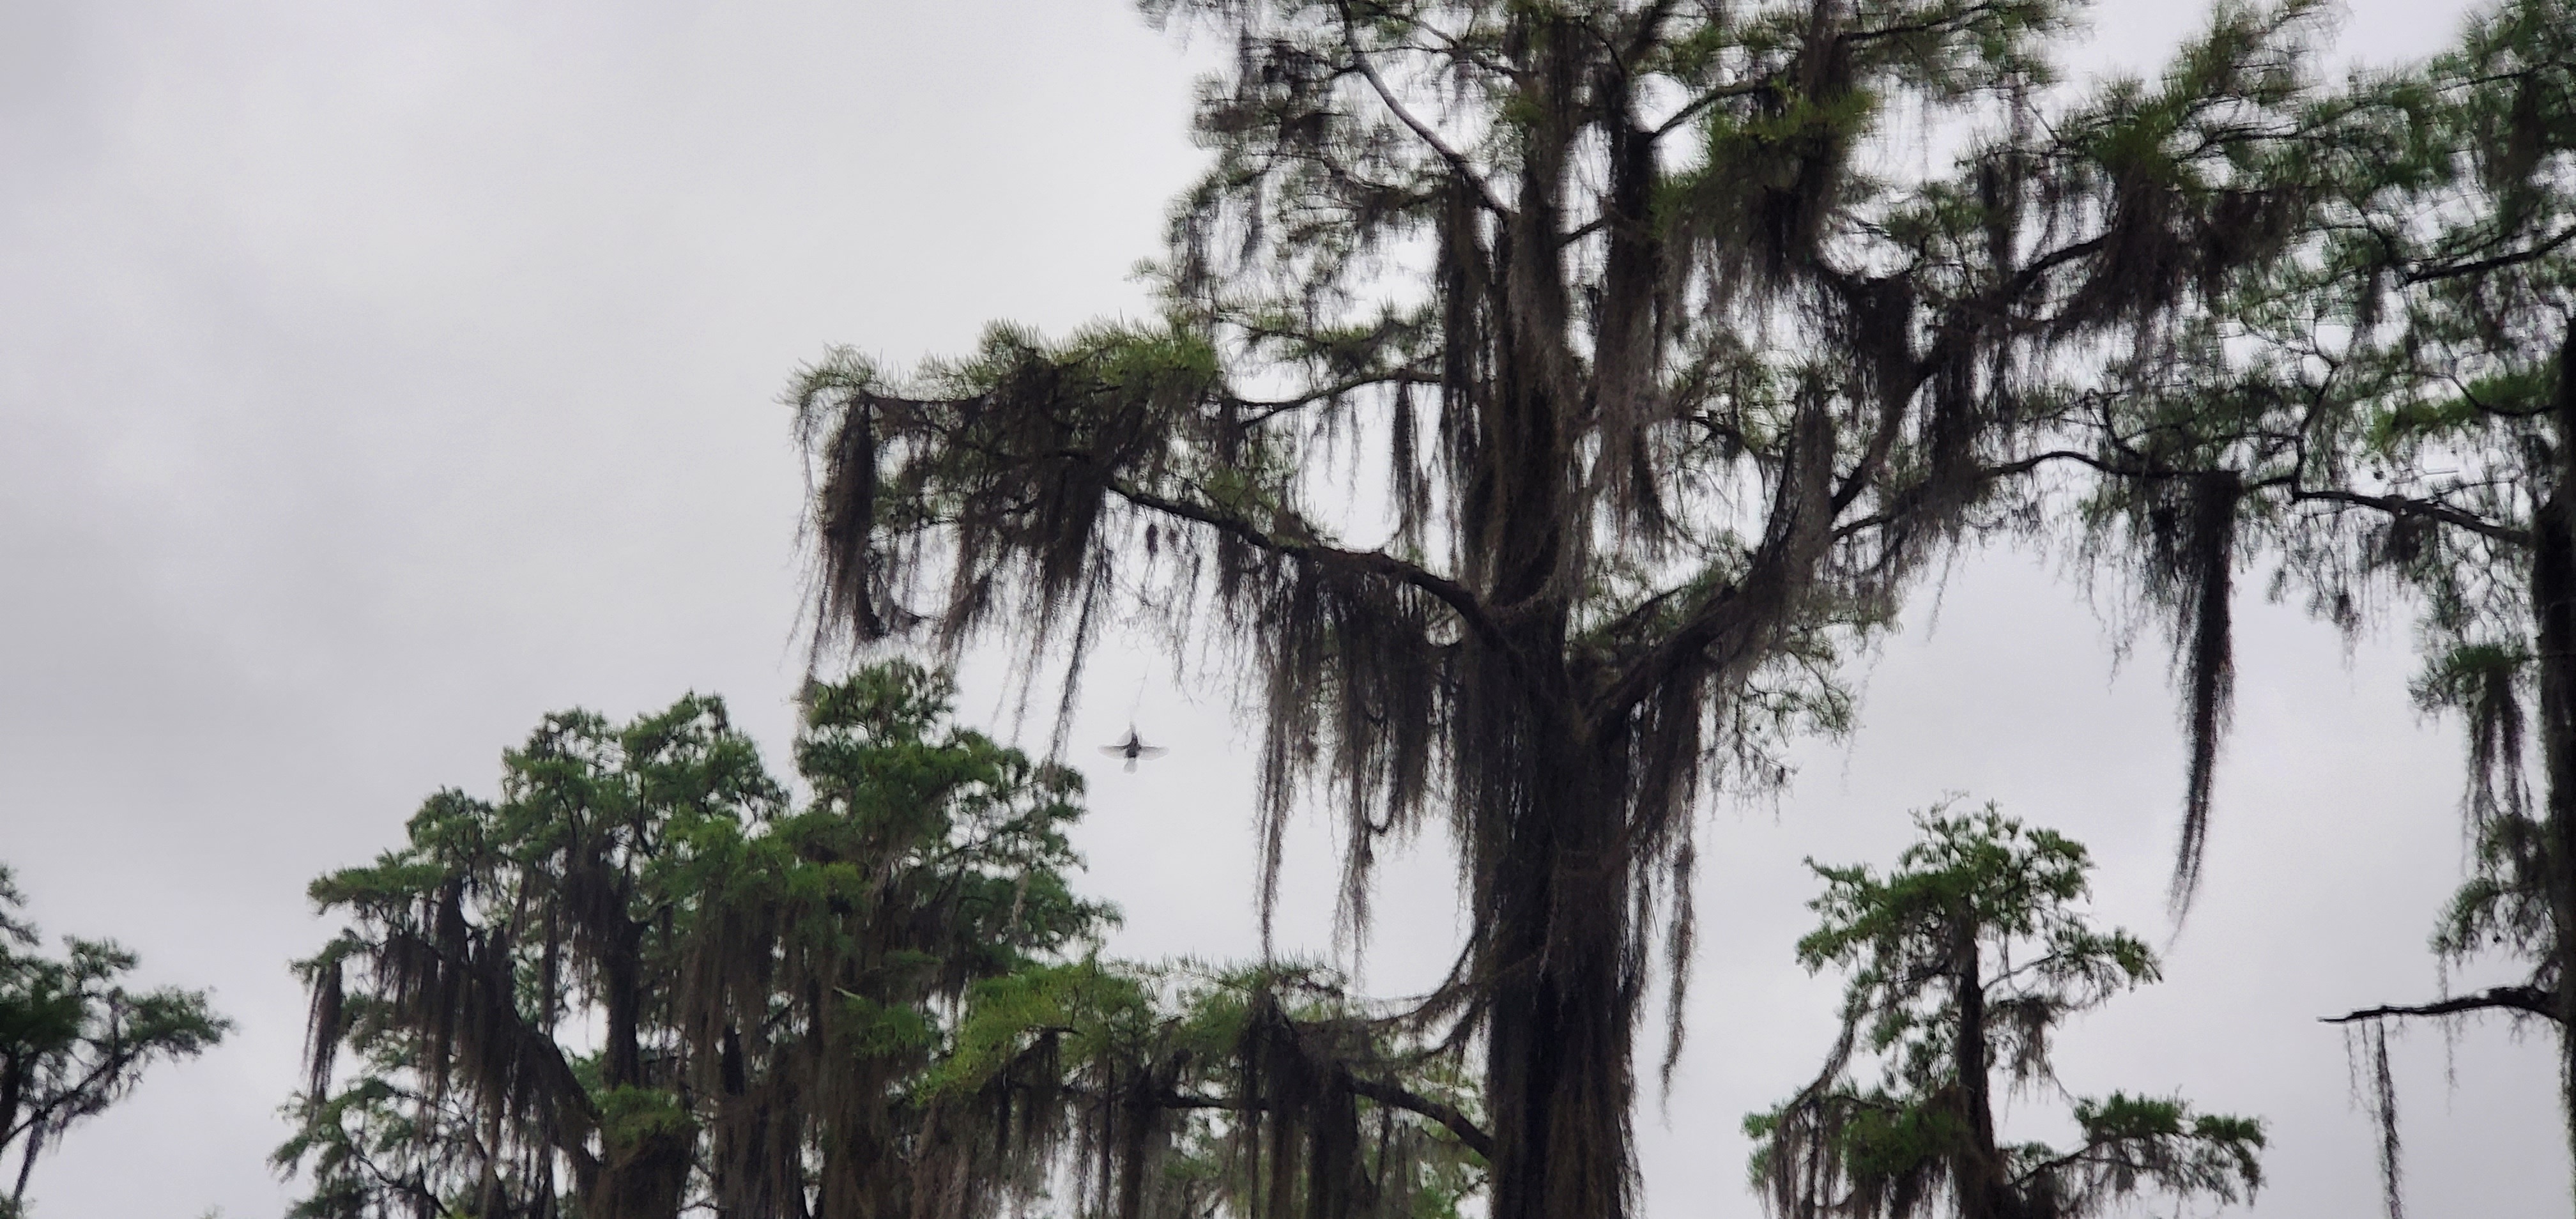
[1105,478,1508,654]
[2287,486,2534,547]
[2322,985,2560,1025]
[1346,1077,1495,1161]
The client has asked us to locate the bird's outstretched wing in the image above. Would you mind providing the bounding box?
[1098,744,1133,756]
[1134,745,1169,759]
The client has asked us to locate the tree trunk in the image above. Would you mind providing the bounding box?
[1480,689,1634,1219]
[10,1123,38,1211]
[590,1126,696,1219]
[1473,21,1634,1219]
[1949,916,2018,1219]
[2536,326,2576,1193]
[583,891,686,1219]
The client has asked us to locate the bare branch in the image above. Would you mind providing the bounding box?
[1346,1077,1495,1160]
[1232,369,1443,425]
[1335,2,1509,215]
[2287,486,2533,546]
[2323,985,2559,1025]
[1105,479,1507,654]
[2405,225,2576,286]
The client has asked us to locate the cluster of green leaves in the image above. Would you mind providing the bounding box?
[277,662,1108,1216]
[0,866,227,1218]
[1747,808,2260,1219]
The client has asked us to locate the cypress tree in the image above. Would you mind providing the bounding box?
[1749,807,2262,1219]
[2061,0,2574,1200]
[789,4,2332,1216]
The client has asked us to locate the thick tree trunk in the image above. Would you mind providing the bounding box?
[590,1127,696,1219]
[1474,23,1635,1219]
[1480,691,1634,1219]
[580,893,688,1219]
[10,1124,38,1211]
[2536,326,2576,1193]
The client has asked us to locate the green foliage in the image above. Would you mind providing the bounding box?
[281,662,1478,1219]
[0,864,229,1214]
[1749,807,2260,1219]
[279,661,1107,1216]
[2052,0,2576,1191]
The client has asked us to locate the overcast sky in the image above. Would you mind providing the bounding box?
[0,1,2556,1215]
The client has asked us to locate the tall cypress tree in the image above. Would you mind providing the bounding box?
[790,4,2329,1216]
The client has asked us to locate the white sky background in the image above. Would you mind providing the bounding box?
[0,0,2554,1215]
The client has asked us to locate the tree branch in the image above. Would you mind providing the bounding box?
[1897,448,2536,549]
[2286,486,2533,546]
[2322,985,2559,1025]
[1232,369,1443,425]
[1105,480,1506,654]
[1648,77,1779,139]
[1591,401,1837,721]
[1335,2,1509,215]
[2405,224,2576,286]
[1841,1,2005,47]
[1346,1077,1495,1160]
[1146,1077,1492,1160]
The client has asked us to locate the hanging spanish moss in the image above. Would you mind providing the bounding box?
[2135,469,2243,913]
[281,664,1488,1219]
[2370,1021,2406,1219]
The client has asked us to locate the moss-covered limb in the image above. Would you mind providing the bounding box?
[2283,484,2536,546]
[1345,1076,1494,1162]
[2324,985,2561,1025]
[1101,476,1506,653]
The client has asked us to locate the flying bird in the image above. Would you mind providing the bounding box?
[1099,728,1168,772]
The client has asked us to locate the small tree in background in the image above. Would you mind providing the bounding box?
[0,865,229,1217]
[1748,806,2261,1219]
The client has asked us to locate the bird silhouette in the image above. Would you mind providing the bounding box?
[1099,727,1169,772]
